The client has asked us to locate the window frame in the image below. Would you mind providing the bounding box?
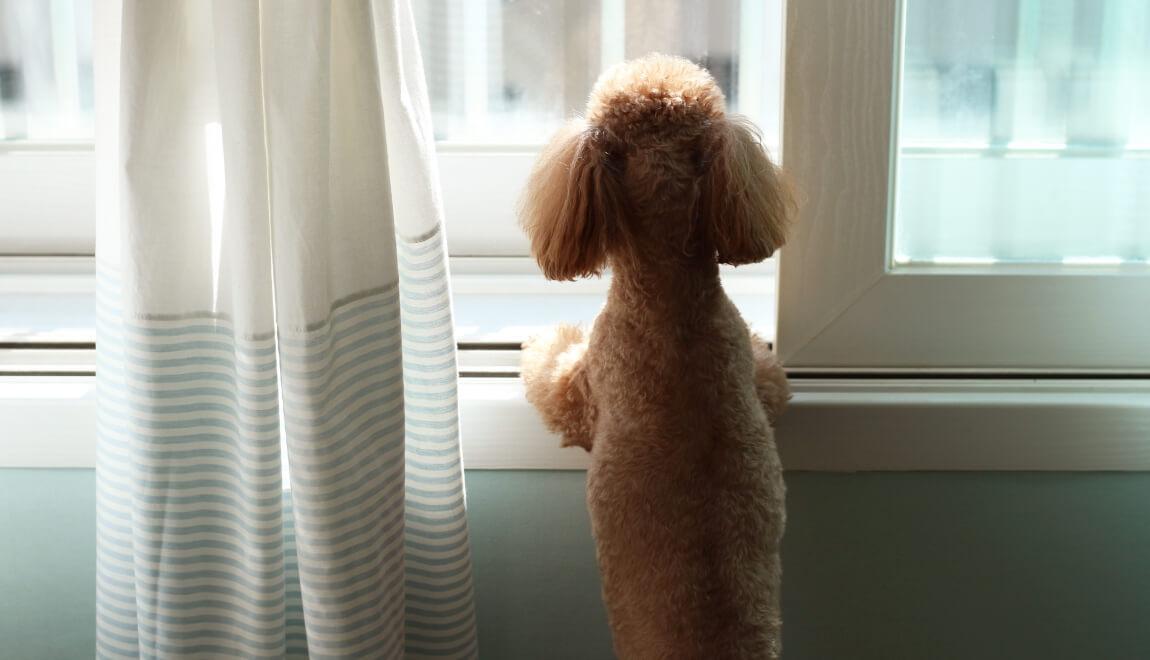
[0,142,95,255]
[777,0,1150,373]
[0,145,530,258]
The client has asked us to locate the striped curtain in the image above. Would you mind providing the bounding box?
[93,1,476,657]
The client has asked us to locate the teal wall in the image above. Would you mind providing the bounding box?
[4,469,1150,659]
[0,470,98,659]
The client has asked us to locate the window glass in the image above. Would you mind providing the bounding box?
[0,0,784,148]
[894,0,1150,265]
[0,0,93,140]
[412,0,784,148]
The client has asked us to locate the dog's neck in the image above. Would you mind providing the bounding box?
[607,257,722,318]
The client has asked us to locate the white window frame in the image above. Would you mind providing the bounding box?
[0,144,535,258]
[437,146,536,256]
[777,0,1150,374]
[0,143,95,254]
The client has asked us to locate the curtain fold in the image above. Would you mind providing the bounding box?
[94,1,476,657]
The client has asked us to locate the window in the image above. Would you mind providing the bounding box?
[413,0,781,146]
[0,0,95,255]
[778,0,1150,372]
[413,0,786,344]
[2,0,785,345]
[895,0,1150,265]
[0,0,93,140]
[8,0,1147,370]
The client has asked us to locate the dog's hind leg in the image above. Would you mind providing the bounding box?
[521,325,597,451]
[750,333,790,425]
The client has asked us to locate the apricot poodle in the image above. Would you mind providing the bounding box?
[519,54,795,658]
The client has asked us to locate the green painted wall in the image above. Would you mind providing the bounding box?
[466,471,615,658]
[4,469,1150,659]
[0,469,97,660]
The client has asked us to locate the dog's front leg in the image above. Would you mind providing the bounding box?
[521,325,597,451]
[751,333,791,425]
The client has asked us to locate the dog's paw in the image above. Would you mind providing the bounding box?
[751,333,791,424]
[521,325,584,386]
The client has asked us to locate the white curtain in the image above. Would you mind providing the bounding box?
[93,1,477,657]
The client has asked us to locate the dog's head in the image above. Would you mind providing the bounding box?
[520,53,793,280]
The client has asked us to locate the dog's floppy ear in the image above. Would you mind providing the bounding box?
[520,120,622,280]
[703,115,794,265]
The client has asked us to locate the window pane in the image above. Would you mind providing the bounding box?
[0,0,93,140]
[893,0,1150,265]
[412,0,783,148]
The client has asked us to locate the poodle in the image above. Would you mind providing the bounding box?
[519,54,795,659]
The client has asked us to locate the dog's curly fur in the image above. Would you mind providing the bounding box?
[520,54,794,659]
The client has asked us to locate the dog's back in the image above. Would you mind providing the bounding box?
[585,280,785,659]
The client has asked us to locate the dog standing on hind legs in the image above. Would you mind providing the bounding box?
[519,54,795,659]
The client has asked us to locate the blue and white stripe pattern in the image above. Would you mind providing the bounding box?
[398,232,477,658]
[96,264,288,658]
[96,230,477,658]
[279,282,408,658]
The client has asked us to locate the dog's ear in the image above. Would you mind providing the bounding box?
[703,115,794,265]
[520,120,622,280]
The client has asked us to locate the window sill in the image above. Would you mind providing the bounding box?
[0,256,96,344]
[5,375,1150,471]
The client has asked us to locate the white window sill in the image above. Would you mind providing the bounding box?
[0,257,96,344]
[4,375,1150,471]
